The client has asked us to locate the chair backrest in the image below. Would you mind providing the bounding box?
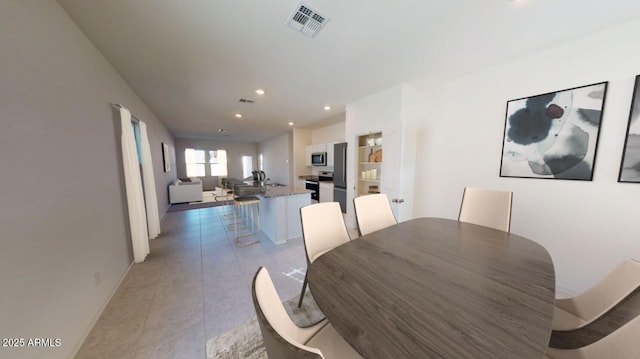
[458,187,513,232]
[546,313,640,359]
[252,267,324,359]
[558,259,640,327]
[300,202,351,263]
[353,193,397,236]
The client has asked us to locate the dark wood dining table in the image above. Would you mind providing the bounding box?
[307,217,556,359]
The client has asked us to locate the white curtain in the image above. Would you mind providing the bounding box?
[139,121,161,239]
[120,107,149,263]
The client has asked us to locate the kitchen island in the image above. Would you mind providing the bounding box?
[257,185,312,245]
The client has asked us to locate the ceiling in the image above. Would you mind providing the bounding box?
[57,0,640,143]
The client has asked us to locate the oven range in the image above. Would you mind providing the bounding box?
[304,171,333,202]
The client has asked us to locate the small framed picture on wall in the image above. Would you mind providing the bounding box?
[500,81,607,181]
[618,75,640,183]
[162,142,171,172]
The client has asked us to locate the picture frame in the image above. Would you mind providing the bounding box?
[500,81,608,181]
[618,75,640,183]
[162,142,171,172]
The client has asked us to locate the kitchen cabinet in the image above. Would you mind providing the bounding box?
[313,143,327,153]
[257,189,312,245]
[357,133,382,197]
[304,141,344,168]
[319,181,334,202]
[305,143,329,167]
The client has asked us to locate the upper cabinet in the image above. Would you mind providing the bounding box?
[305,142,339,167]
[313,143,326,153]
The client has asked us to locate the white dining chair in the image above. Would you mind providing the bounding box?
[458,187,513,232]
[252,267,363,359]
[298,202,351,308]
[553,259,640,331]
[545,313,640,359]
[353,193,397,236]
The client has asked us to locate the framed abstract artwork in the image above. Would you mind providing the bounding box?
[619,75,640,183]
[162,142,171,172]
[500,82,608,180]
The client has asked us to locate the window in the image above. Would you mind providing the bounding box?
[185,148,205,177]
[210,150,228,176]
[242,156,253,179]
[132,123,143,164]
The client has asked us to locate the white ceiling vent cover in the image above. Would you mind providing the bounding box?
[286,3,329,38]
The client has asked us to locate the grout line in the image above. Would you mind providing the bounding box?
[282,267,306,284]
[77,206,307,358]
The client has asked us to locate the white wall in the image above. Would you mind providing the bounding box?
[345,84,418,227]
[410,19,640,295]
[346,86,396,227]
[259,132,292,185]
[0,1,174,358]
[292,128,312,178]
[311,116,346,144]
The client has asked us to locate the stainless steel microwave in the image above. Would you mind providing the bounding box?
[311,152,327,166]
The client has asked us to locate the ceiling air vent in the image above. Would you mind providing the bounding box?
[238,98,254,104]
[286,3,329,38]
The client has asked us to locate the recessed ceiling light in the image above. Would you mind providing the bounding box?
[288,122,294,126]
[324,105,331,111]
[235,113,242,118]
[255,89,265,95]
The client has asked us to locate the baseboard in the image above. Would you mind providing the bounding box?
[69,261,134,358]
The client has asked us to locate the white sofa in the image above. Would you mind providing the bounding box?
[169,177,203,204]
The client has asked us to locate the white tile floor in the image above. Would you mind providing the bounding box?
[74,204,328,359]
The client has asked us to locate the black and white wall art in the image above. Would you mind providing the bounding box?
[619,75,640,183]
[500,82,607,180]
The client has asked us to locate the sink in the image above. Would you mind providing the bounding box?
[267,183,286,187]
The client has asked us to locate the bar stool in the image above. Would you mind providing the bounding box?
[220,183,236,220]
[232,196,260,246]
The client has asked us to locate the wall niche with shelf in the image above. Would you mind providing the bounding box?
[357,132,383,196]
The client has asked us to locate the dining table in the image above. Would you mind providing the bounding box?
[307,217,556,359]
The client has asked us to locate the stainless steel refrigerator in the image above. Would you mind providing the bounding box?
[333,142,347,213]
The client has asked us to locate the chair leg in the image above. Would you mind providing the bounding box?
[233,200,260,247]
[298,273,308,308]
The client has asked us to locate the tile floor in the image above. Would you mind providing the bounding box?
[74,204,345,359]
